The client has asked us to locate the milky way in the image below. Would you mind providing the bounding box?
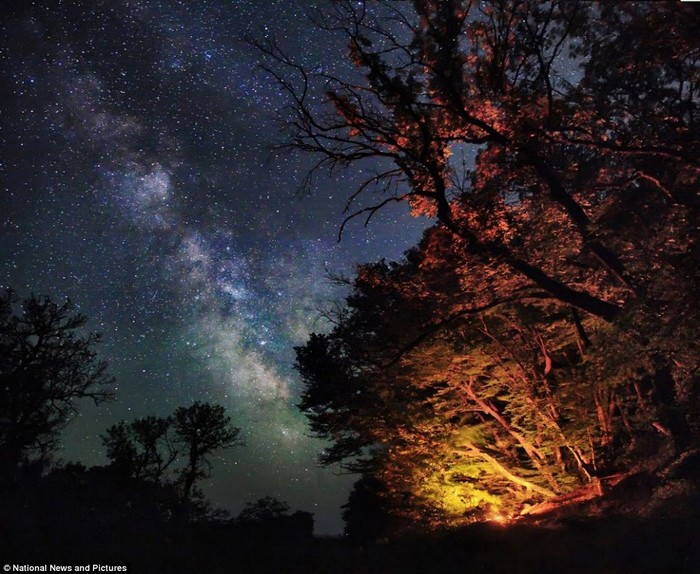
[0,0,427,533]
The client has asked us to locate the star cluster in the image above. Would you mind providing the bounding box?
[0,0,427,534]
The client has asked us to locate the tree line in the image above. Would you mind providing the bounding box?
[0,289,308,541]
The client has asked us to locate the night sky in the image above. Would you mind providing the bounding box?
[0,0,427,534]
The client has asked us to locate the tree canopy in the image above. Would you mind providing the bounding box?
[283,0,699,534]
[173,401,245,506]
[0,290,114,482]
[102,401,244,516]
[260,0,697,320]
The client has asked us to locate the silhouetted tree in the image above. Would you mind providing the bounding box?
[237,496,291,523]
[342,475,391,544]
[103,402,243,519]
[102,415,177,483]
[236,497,314,539]
[173,402,244,512]
[0,290,114,483]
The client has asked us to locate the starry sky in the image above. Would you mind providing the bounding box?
[0,0,428,534]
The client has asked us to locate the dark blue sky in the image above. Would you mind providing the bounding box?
[0,0,428,534]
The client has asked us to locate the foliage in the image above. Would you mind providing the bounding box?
[284,1,699,532]
[172,401,244,506]
[102,401,243,516]
[237,496,291,523]
[0,290,114,482]
[102,415,176,483]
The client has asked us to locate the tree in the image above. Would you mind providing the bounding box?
[236,497,315,539]
[280,0,697,529]
[259,0,697,324]
[296,213,697,528]
[172,402,244,509]
[342,475,392,544]
[237,496,291,523]
[102,415,176,483]
[297,237,584,525]
[0,290,114,482]
[102,402,243,518]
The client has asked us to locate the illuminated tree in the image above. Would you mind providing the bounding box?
[297,219,696,527]
[297,233,598,524]
[287,0,698,530]
[265,0,698,370]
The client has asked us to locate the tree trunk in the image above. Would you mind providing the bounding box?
[461,377,561,492]
[435,192,623,321]
[457,443,556,498]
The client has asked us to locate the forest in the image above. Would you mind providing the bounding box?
[3,1,700,572]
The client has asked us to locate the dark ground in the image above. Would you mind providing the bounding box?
[3,460,700,573]
[3,506,699,573]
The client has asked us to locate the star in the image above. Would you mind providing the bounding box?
[0,0,426,535]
